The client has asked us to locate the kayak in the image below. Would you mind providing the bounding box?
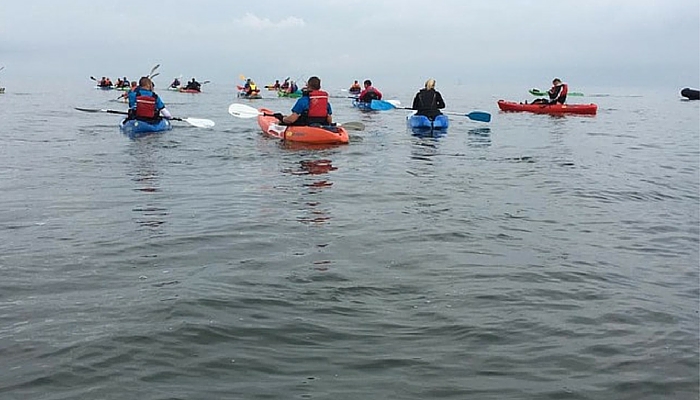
[498,100,598,115]
[407,112,449,132]
[681,88,699,100]
[167,86,181,91]
[257,107,349,145]
[119,118,172,139]
[278,90,302,98]
[352,100,372,111]
[179,88,201,93]
[95,86,114,90]
[114,86,130,91]
[529,88,584,97]
[238,92,262,99]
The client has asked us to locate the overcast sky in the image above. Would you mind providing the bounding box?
[1,0,698,89]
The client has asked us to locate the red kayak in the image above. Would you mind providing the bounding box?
[178,88,201,94]
[498,100,597,115]
[257,108,349,145]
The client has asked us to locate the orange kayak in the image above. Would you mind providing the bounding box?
[257,108,349,145]
[498,100,597,115]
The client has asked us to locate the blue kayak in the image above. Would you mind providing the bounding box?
[119,118,172,138]
[407,113,449,131]
[352,100,372,111]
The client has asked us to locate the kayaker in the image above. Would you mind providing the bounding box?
[412,78,446,119]
[244,79,259,96]
[117,81,138,101]
[170,77,181,88]
[349,80,361,94]
[98,77,112,87]
[127,76,172,123]
[358,79,383,103]
[184,78,201,92]
[287,80,298,94]
[534,78,568,104]
[273,76,332,126]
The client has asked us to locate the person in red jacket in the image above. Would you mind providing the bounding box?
[273,76,332,126]
[547,78,568,104]
[358,79,383,103]
[534,78,568,104]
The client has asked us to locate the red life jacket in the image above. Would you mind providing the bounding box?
[134,89,159,119]
[307,90,329,118]
[549,83,568,103]
[557,83,568,98]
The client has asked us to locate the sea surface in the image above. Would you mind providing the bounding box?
[0,81,698,400]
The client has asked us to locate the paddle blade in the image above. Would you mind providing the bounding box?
[75,107,101,113]
[370,99,396,111]
[75,107,128,115]
[466,111,491,123]
[181,117,215,128]
[148,63,161,77]
[386,99,401,107]
[228,103,261,118]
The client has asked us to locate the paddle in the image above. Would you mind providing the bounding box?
[0,66,4,73]
[148,64,160,78]
[74,107,215,128]
[369,100,491,123]
[227,103,365,131]
[530,87,584,97]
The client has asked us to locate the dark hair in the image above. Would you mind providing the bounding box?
[307,76,321,90]
[139,76,151,86]
[364,79,372,86]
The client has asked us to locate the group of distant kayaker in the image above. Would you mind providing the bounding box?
[267,76,450,126]
[95,76,134,89]
[108,71,569,131]
[97,77,113,87]
[169,77,202,92]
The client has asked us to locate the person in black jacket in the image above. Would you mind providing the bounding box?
[412,78,445,119]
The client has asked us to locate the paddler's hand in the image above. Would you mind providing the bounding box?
[272,113,284,122]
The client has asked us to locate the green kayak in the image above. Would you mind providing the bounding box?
[277,90,302,98]
[529,88,584,97]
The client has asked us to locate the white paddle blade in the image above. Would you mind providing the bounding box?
[387,99,401,107]
[228,103,261,119]
[184,118,215,128]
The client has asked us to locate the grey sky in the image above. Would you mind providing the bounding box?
[1,0,698,89]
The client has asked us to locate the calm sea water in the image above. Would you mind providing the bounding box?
[0,81,698,399]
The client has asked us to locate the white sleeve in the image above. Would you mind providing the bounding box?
[160,108,172,119]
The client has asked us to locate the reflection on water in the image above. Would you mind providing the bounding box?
[283,158,337,226]
[409,126,448,138]
[126,141,169,234]
[283,158,338,270]
[467,127,491,147]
